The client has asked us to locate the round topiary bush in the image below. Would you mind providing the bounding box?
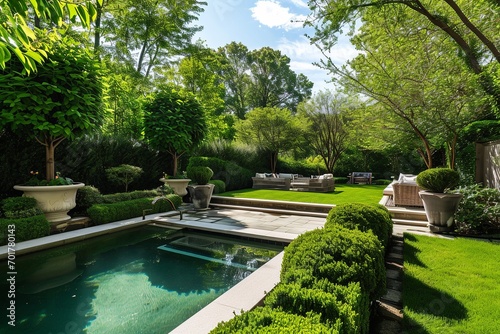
[324,203,393,250]
[187,166,213,185]
[416,168,460,193]
[209,180,226,194]
[281,227,386,301]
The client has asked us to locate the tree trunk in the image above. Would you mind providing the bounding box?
[45,140,55,182]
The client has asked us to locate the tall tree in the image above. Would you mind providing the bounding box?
[339,5,489,168]
[217,42,252,119]
[102,0,206,77]
[235,107,305,173]
[298,91,353,173]
[247,47,313,112]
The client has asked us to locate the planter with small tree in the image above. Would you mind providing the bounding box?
[0,35,104,223]
[187,166,214,210]
[144,87,206,197]
[417,168,463,233]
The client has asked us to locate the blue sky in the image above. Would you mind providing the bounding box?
[194,0,358,94]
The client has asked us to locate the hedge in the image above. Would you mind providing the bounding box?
[210,306,337,333]
[0,215,50,245]
[281,227,386,301]
[87,195,181,225]
[209,180,226,194]
[325,203,393,250]
[264,282,369,333]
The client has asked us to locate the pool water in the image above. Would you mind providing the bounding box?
[1,225,283,333]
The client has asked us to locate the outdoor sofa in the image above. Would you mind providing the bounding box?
[391,174,424,207]
[291,174,335,192]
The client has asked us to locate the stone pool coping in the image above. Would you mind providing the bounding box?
[0,210,301,333]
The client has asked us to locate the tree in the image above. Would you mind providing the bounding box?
[248,47,313,112]
[337,5,489,168]
[0,0,100,73]
[106,164,143,192]
[307,0,500,110]
[0,35,104,181]
[143,87,207,176]
[298,91,353,173]
[235,107,305,173]
[101,0,206,77]
[217,42,252,119]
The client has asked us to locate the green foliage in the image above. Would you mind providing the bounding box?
[1,197,38,212]
[0,215,50,245]
[143,87,207,175]
[187,156,253,191]
[0,0,97,73]
[73,186,103,214]
[209,180,226,194]
[101,190,160,204]
[265,282,369,333]
[87,195,180,225]
[334,177,349,184]
[277,158,327,176]
[325,203,393,250]
[209,306,336,334]
[281,227,386,300]
[454,184,500,234]
[105,164,143,192]
[416,168,460,193]
[187,166,213,185]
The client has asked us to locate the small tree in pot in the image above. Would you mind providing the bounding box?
[187,166,214,210]
[0,35,104,223]
[416,168,462,232]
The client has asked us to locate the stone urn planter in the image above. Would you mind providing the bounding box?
[13,183,85,223]
[188,184,215,210]
[418,191,463,232]
[159,178,191,197]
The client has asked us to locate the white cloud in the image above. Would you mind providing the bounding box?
[287,0,309,9]
[250,1,307,31]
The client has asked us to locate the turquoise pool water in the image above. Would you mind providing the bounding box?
[1,225,283,333]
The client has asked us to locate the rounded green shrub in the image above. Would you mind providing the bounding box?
[1,197,38,212]
[187,166,213,185]
[75,186,103,211]
[264,282,369,333]
[209,306,336,333]
[281,227,386,301]
[416,168,460,193]
[325,203,393,250]
[0,215,50,245]
[209,180,226,194]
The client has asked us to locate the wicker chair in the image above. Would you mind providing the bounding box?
[392,182,424,207]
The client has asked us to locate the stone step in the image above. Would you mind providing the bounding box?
[392,218,428,227]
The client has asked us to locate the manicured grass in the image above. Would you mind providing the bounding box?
[218,184,386,205]
[403,234,500,333]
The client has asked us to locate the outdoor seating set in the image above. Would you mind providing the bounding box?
[383,173,423,207]
[252,173,335,192]
[347,172,373,184]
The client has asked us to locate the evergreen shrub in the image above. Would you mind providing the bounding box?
[87,195,180,225]
[209,306,336,334]
[187,166,213,185]
[454,184,500,234]
[281,227,386,300]
[209,180,226,194]
[0,215,50,245]
[416,168,460,193]
[325,203,393,250]
[264,282,369,333]
[101,190,159,203]
[187,156,253,190]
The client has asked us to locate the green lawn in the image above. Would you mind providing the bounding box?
[218,184,387,205]
[403,234,500,333]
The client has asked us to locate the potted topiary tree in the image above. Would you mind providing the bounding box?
[187,166,214,210]
[0,35,104,223]
[143,87,207,197]
[416,167,463,232]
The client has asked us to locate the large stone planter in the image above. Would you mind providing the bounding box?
[418,191,463,232]
[188,184,215,210]
[159,178,191,197]
[13,183,85,223]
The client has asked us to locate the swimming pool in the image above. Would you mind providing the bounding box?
[0,225,284,333]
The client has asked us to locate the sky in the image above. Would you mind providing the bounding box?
[193,0,359,95]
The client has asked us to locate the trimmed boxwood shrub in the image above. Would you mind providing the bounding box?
[187,166,213,185]
[101,190,159,203]
[264,282,369,333]
[87,195,181,225]
[325,203,393,250]
[416,167,460,193]
[1,196,43,219]
[281,227,386,301]
[209,180,226,194]
[210,306,337,333]
[0,215,50,245]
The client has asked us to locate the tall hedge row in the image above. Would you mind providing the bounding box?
[211,205,388,333]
